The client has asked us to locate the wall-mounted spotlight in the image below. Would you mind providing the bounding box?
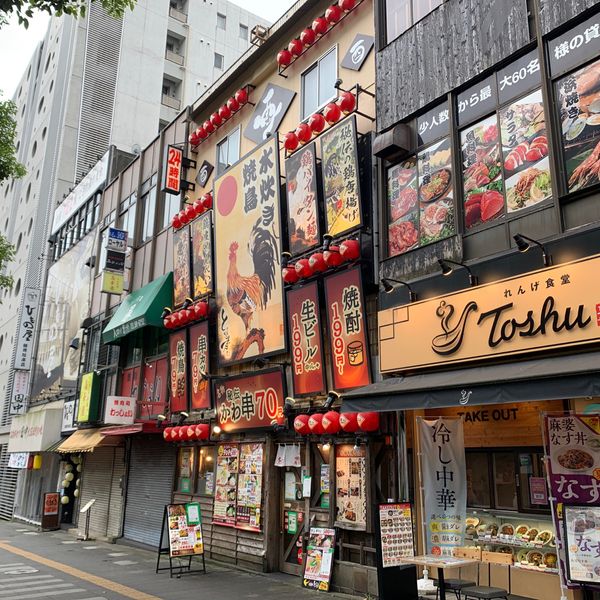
[438,258,478,286]
[323,390,340,410]
[177,411,189,425]
[68,337,80,350]
[513,233,552,267]
[283,397,296,417]
[212,425,222,435]
[380,277,417,301]
[156,414,167,428]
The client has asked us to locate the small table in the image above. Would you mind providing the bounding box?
[398,555,479,600]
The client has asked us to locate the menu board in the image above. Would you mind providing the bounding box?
[335,445,367,531]
[236,443,264,532]
[167,504,204,557]
[213,444,239,527]
[302,527,336,592]
[378,503,415,568]
[563,505,600,585]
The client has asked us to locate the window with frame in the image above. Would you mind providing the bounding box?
[301,46,338,119]
[119,192,137,246]
[176,447,195,493]
[140,174,158,242]
[239,23,248,40]
[385,0,443,45]
[216,127,241,175]
[196,446,216,496]
[162,191,180,230]
[214,52,224,70]
[217,12,226,29]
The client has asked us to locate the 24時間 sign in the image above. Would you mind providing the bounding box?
[215,369,285,432]
[163,145,183,195]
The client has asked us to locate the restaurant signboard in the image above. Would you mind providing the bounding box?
[189,322,210,409]
[379,254,600,373]
[169,331,187,413]
[162,145,183,195]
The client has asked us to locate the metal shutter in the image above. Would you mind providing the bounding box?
[123,436,175,547]
[0,444,17,520]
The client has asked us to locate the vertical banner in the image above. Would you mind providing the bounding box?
[213,444,239,527]
[190,211,213,299]
[286,282,326,397]
[418,417,466,556]
[15,287,40,370]
[169,331,187,413]
[162,145,183,195]
[213,137,285,365]
[9,370,30,415]
[189,321,211,409]
[324,267,371,391]
[335,444,367,531]
[302,528,336,591]
[173,226,191,308]
[320,115,362,237]
[285,142,320,255]
[236,443,264,531]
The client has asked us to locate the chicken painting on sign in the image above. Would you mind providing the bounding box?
[214,137,285,365]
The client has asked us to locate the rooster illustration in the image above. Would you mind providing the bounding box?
[227,217,278,333]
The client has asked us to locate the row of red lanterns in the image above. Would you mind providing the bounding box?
[188,87,250,148]
[283,92,356,153]
[163,301,209,329]
[283,239,360,285]
[277,0,360,69]
[294,411,379,435]
[171,193,213,230]
[164,424,210,442]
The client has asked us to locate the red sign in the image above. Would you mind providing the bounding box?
[215,369,285,432]
[140,357,168,419]
[163,145,183,195]
[43,492,59,516]
[324,267,371,391]
[286,282,326,396]
[120,366,140,399]
[189,322,211,409]
[169,331,187,413]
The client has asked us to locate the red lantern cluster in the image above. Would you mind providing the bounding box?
[164,423,210,442]
[188,87,251,148]
[276,0,362,69]
[171,192,213,230]
[163,301,209,329]
[293,411,379,435]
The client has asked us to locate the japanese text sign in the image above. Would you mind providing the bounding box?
[287,282,326,397]
[162,145,183,195]
[77,371,100,423]
[496,48,541,105]
[169,331,188,413]
[215,369,285,432]
[10,370,30,416]
[417,100,450,147]
[563,504,600,586]
[244,84,295,145]
[456,75,497,127]
[379,254,600,373]
[324,267,371,391]
[167,504,204,557]
[213,443,239,527]
[101,271,124,295]
[106,227,128,252]
[236,443,264,531]
[8,408,63,453]
[418,417,466,556]
[191,211,213,299]
[302,528,336,591]
[103,396,135,425]
[335,445,367,531]
[173,226,191,307]
[189,322,211,409]
[15,287,40,371]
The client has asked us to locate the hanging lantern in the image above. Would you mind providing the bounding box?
[357,412,380,432]
[201,192,213,210]
[282,266,300,285]
[288,38,303,57]
[283,131,299,152]
[219,104,232,121]
[179,210,189,225]
[324,245,343,268]
[188,131,199,146]
[203,119,214,134]
[163,426,173,441]
[171,214,181,229]
[227,96,240,113]
[322,411,341,434]
[76,464,82,472]
[323,102,342,124]
[195,423,210,440]
[295,258,313,279]
[197,126,208,140]
[65,472,74,482]
[193,199,204,216]
[308,252,327,273]
[74,489,80,498]
[312,16,328,35]
[295,122,312,144]
[210,111,223,128]
[339,238,361,261]
[300,28,316,47]
[163,314,174,329]
[194,301,209,320]
[294,414,311,435]
[277,49,293,67]
[65,464,73,473]
[308,112,326,134]
[32,455,41,470]
[337,91,356,113]
[308,413,325,434]
[339,0,356,11]
[61,496,70,505]
[62,479,69,488]
[185,204,196,222]
[340,412,359,432]
[186,425,197,440]
[235,87,249,105]
[325,4,343,23]
[76,479,80,487]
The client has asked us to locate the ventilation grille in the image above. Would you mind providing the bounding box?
[0,445,17,520]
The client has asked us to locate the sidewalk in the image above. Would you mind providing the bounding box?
[0,520,362,600]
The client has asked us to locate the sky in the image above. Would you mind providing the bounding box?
[0,0,294,99]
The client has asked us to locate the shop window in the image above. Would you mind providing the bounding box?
[123,330,143,367]
[301,46,337,119]
[517,451,549,512]
[196,446,216,496]
[176,447,195,494]
[216,127,240,175]
[385,0,443,45]
[466,452,492,508]
[140,356,168,419]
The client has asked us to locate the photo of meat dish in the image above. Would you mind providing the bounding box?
[419,168,451,203]
[390,186,418,222]
[506,161,552,212]
[420,197,453,241]
[557,448,594,471]
[388,218,418,256]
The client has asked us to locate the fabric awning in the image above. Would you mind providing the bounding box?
[99,424,143,436]
[44,438,66,453]
[101,272,173,344]
[55,429,123,453]
[342,351,600,413]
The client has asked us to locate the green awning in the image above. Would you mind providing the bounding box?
[101,272,173,344]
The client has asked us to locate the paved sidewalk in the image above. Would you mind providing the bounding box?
[0,520,361,600]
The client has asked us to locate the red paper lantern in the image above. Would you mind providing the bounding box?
[163,427,173,441]
[185,204,196,222]
[235,87,248,105]
[295,122,312,143]
[201,192,213,210]
[219,104,232,121]
[339,412,359,433]
[308,112,326,134]
[294,414,311,435]
[210,111,222,128]
[312,16,328,35]
[300,28,316,46]
[196,423,210,440]
[282,266,300,285]
[337,91,356,113]
[308,413,324,434]
[325,4,342,23]
[339,238,360,261]
[357,412,380,432]
[193,199,204,216]
[323,102,342,124]
[171,214,181,229]
[308,252,327,273]
[188,131,199,146]
[179,210,189,225]
[295,258,313,279]
[322,411,341,434]
[283,131,299,152]
[186,425,197,440]
[324,246,343,268]
[194,301,209,320]
[338,0,355,11]
[163,314,172,329]
[197,126,208,140]
[203,119,214,134]
[170,426,180,440]
[277,49,293,67]
[288,38,303,57]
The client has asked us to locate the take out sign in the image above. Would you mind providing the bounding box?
[379,254,600,373]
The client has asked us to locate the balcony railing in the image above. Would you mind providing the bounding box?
[165,49,184,65]
[169,6,187,23]
[161,94,181,110]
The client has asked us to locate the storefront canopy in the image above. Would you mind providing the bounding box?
[342,351,600,413]
[55,428,123,453]
[99,424,144,436]
[101,272,173,344]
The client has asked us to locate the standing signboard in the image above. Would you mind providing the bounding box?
[302,527,336,592]
[41,492,60,531]
[335,444,367,531]
[14,287,40,371]
[563,505,600,586]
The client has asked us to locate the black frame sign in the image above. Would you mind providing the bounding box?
[163,144,183,195]
[457,74,498,127]
[496,47,541,105]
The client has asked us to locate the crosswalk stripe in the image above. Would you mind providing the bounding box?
[8,588,87,600]
[0,576,57,588]
[0,575,56,584]
[0,562,25,568]
[0,583,75,596]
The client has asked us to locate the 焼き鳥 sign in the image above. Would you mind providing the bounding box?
[169,331,187,413]
[173,226,191,308]
[189,321,210,409]
[191,211,213,299]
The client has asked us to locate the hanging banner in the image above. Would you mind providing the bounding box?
[213,137,285,365]
[236,443,264,531]
[169,331,187,413]
[302,527,336,592]
[162,145,183,195]
[189,322,211,409]
[286,282,326,397]
[320,115,362,237]
[173,227,191,308]
[15,287,40,370]
[213,444,239,527]
[190,211,213,299]
[141,357,168,419]
[166,504,204,557]
[324,267,371,391]
[285,142,320,255]
[10,369,30,415]
[418,417,467,556]
[77,371,100,423]
[335,444,367,531]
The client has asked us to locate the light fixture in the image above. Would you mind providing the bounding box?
[182,297,193,309]
[144,360,154,368]
[156,414,166,428]
[283,397,296,417]
[513,233,551,267]
[253,357,269,368]
[161,307,172,319]
[323,390,340,410]
[353,437,362,451]
[68,337,80,350]
[322,234,333,251]
[322,441,331,451]
[271,420,287,432]
[177,412,189,425]
[438,258,478,286]
[212,425,222,435]
[199,370,209,381]
[84,255,96,268]
[380,278,417,301]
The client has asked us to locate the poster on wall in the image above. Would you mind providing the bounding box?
[213,444,239,527]
[320,115,362,237]
[120,366,140,398]
[418,417,466,556]
[285,142,320,256]
[335,444,367,531]
[169,331,187,413]
[167,504,204,557]
[189,322,211,409]
[378,503,415,567]
[563,504,600,585]
[286,282,326,397]
[302,527,336,591]
[14,287,40,371]
[213,137,285,365]
[191,212,213,299]
[141,357,168,419]
[236,443,264,531]
[324,267,371,391]
[173,227,191,308]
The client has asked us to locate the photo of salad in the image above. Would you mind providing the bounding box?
[505,162,552,212]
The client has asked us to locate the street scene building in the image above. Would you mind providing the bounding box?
[1,0,599,599]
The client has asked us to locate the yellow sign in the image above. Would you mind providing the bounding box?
[101,271,124,294]
[379,254,600,373]
[77,372,97,422]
